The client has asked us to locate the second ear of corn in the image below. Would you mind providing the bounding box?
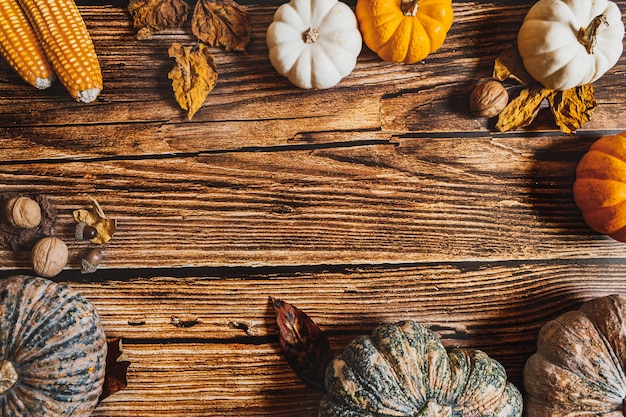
[0,0,102,103]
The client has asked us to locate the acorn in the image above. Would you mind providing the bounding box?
[81,248,103,274]
[75,222,98,240]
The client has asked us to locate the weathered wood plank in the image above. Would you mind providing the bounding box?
[0,257,610,416]
[93,341,325,417]
[2,261,624,341]
[1,2,624,161]
[2,134,624,270]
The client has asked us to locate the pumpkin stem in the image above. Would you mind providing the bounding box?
[578,14,609,54]
[400,0,419,16]
[0,360,18,394]
[417,400,453,417]
[303,28,319,44]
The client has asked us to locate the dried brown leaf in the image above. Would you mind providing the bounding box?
[168,42,218,120]
[270,297,331,391]
[73,199,117,245]
[191,0,251,52]
[99,338,131,402]
[128,0,189,39]
[493,43,535,86]
[496,86,556,133]
[549,84,597,134]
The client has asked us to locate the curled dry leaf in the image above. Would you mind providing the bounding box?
[192,0,251,52]
[270,297,332,391]
[549,84,597,134]
[99,338,131,403]
[494,44,597,133]
[496,86,554,133]
[128,0,189,39]
[493,43,534,86]
[73,199,117,245]
[168,42,218,120]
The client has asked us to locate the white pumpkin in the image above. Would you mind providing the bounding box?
[266,0,362,89]
[517,0,624,91]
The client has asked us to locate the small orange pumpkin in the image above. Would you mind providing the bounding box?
[355,0,454,64]
[573,131,626,242]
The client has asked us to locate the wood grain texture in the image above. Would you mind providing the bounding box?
[2,135,625,269]
[1,0,626,416]
[1,2,624,160]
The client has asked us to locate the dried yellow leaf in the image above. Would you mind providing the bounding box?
[73,199,116,245]
[191,0,251,52]
[496,86,555,133]
[168,42,218,120]
[492,45,597,133]
[549,84,597,134]
[493,43,534,86]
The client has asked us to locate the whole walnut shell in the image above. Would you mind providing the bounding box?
[30,237,68,278]
[6,196,41,229]
[470,80,509,118]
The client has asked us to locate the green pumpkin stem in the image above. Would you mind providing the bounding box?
[0,360,18,394]
[400,0,419,16]
[578,14,609,54]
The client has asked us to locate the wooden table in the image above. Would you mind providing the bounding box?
[1,0,625,415]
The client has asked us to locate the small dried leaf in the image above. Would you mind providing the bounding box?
[496,86,555,133]
[493,43,535,86]
[99,338,131,402]
[128,0,189,39]
[168,42,218,120]
[493,44,598,132]
[191,0,251,52]
[73,199,117,245]
[549,84,597,134]
[270,297,331,391]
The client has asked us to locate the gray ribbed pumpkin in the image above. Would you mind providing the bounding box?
[0,275,107,416]
[320,320,522,417]
[524,295,626,417]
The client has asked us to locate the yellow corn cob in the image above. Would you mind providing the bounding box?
[18,0,102,103]
[0,1,55,89]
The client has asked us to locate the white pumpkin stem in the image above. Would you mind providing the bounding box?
[578,14,609,54]
[0,360,18,394]
[303,28,319,43]
[400,0,419,16]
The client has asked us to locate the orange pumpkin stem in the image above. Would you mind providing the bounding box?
[303,28,319,43]
[578,14,608,54]
[400,0,419,16]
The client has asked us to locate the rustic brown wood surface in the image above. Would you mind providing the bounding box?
[1,0,625,415]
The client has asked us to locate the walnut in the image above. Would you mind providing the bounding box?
[469,80,509,118]
[30,237,68,278]
[5,196,41,229]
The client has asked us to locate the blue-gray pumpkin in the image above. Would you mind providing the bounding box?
[0,275,107,416]
[320,320,522,417]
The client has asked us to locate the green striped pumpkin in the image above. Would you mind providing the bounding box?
[320,320,522,417]
[0,275,107,416]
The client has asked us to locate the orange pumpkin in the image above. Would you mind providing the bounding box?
[573,131,626,242]
[355,0,454,64]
